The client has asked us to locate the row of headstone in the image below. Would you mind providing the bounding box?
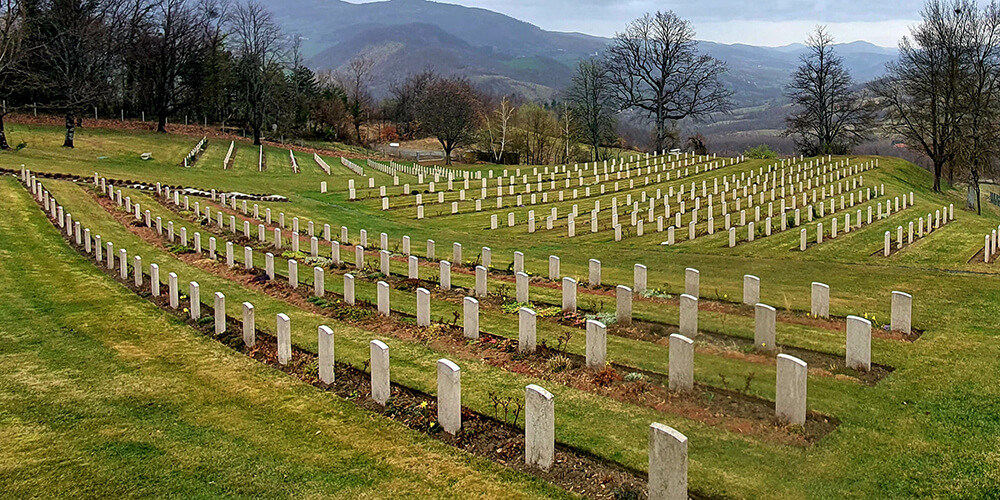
[888,204,954,257]
[182,136,207,168]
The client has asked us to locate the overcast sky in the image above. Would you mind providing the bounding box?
[354,0,927,47]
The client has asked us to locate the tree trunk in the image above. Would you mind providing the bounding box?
[63,111,76,148]
[0,113,10,151]
[933,160,943,192]
[253,126,261,146]
[157,113,168,133]
[442,141,453,165]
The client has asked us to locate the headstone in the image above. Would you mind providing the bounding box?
[743,275,760,305]
[314,267,325,297]
[811,282,830,318]
[616,285,632,324]
[440,261,451,290]
[562,278,577,312]
[214,292,225,334]
[437,359,461,435]
[846,315,872,371]
[679,294,698,336]
[288,259,298,288]
[589,259,601,286]
[242,302,255,347]
[754,303,777,352]
[668,334,694,392]
[370,340,390,404]
[464,297,479,338]
[276,313,291,365]
[684,268,699,297]
[634,264,648,294]
[585,319,607,368]
[524,384,555,469]
[416,287,431,326]
[318,325,335,384]
[549,255,560,280]
[516,272,530,303]
[519,308,536,353]
[775,354,808,426]
[891,291,912,333]
[377,281,390,316]
[345,274,355,305]
[475,265,487,297]
[648,423,688,500]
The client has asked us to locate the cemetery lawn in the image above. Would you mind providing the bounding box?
[0,176,569,499]
[8,121,1000,498]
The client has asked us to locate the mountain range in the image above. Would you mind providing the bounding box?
[269,0,898,108]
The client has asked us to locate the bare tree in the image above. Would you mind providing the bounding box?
[784,26,874,155]
[955,1,1000,213]
[606,11,733,153]
[339,54,373,144]
[0,0,31,150]
[872,0,968,192]
[31,0,119,148]
[417,76,478,165]
[517,102,557,165]
[151,0,204,132]
[387,69,435,139]
[565,58,617,161]
[481,94,515,163]
[230,0,284,145]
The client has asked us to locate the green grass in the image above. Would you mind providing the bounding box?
[8,122,1000,498]
[0,177,579,499]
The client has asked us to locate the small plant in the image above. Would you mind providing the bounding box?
[592,364,621,386]
[303,360,319,378]
[166,244,193,254]
[742,371,756,394]
[719,373,729,390]
[624,371,645,382]
[585,310,617,326]
[281,250,308,260]
[546,354,572,373]
[555,330,573,351]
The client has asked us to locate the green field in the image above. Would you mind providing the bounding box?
[4,121,1000,498]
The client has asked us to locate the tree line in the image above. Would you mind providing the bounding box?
[0,0,997,204]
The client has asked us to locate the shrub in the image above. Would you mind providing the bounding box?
[744,144,778,159]
[546,355,572,373]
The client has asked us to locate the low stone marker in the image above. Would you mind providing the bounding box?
[453,242,462,264]
[775,353,808,426]
[379,249,390,275]
[475,265,487,297]
[318,325,335,384]
[524,384,555,469]
[589,259,601,286]
[408,255,418,279]
[754,303,777,352]
[616,285,632,324]
[516,272,530,303]
[242,302,255,347]
[314,267,325,297]
[440,261,451,290]
[549,255,560,280]
[668,334,694,392]
[118,249,127,279]
[370,340,390,404]
[276,313,291,365]
[562,277,577,312]
[891,290,912,333]
[189,282,200,320]
[519,307,536,353]
[743,275,760,305]
[684,268,699,297]
[811,282,830,318]
[288,259,298,288]
[585,319,607,368]
[133,256,142,287]
[846,315,872,371]
[150,262,160,297]
[355,245,364,269]
[437,359,462,435]
[377,281,390,316]
[345,274,355,305]
[464,297,479,339]
[679,293,698,336]
[634,264,648,294]
[214,292,225,334]
[416,287,431,326]
[514,251,525,274]
[648,422,688,500]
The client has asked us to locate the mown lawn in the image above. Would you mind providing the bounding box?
[0,177,570,499]
[6,123,1000,498]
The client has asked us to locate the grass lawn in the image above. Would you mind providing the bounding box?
[6,121,1000,498]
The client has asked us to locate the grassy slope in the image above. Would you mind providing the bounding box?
[6,123,1000,497]
[0,177,570,499]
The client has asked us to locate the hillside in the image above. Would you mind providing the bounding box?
[271,0,896,106]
